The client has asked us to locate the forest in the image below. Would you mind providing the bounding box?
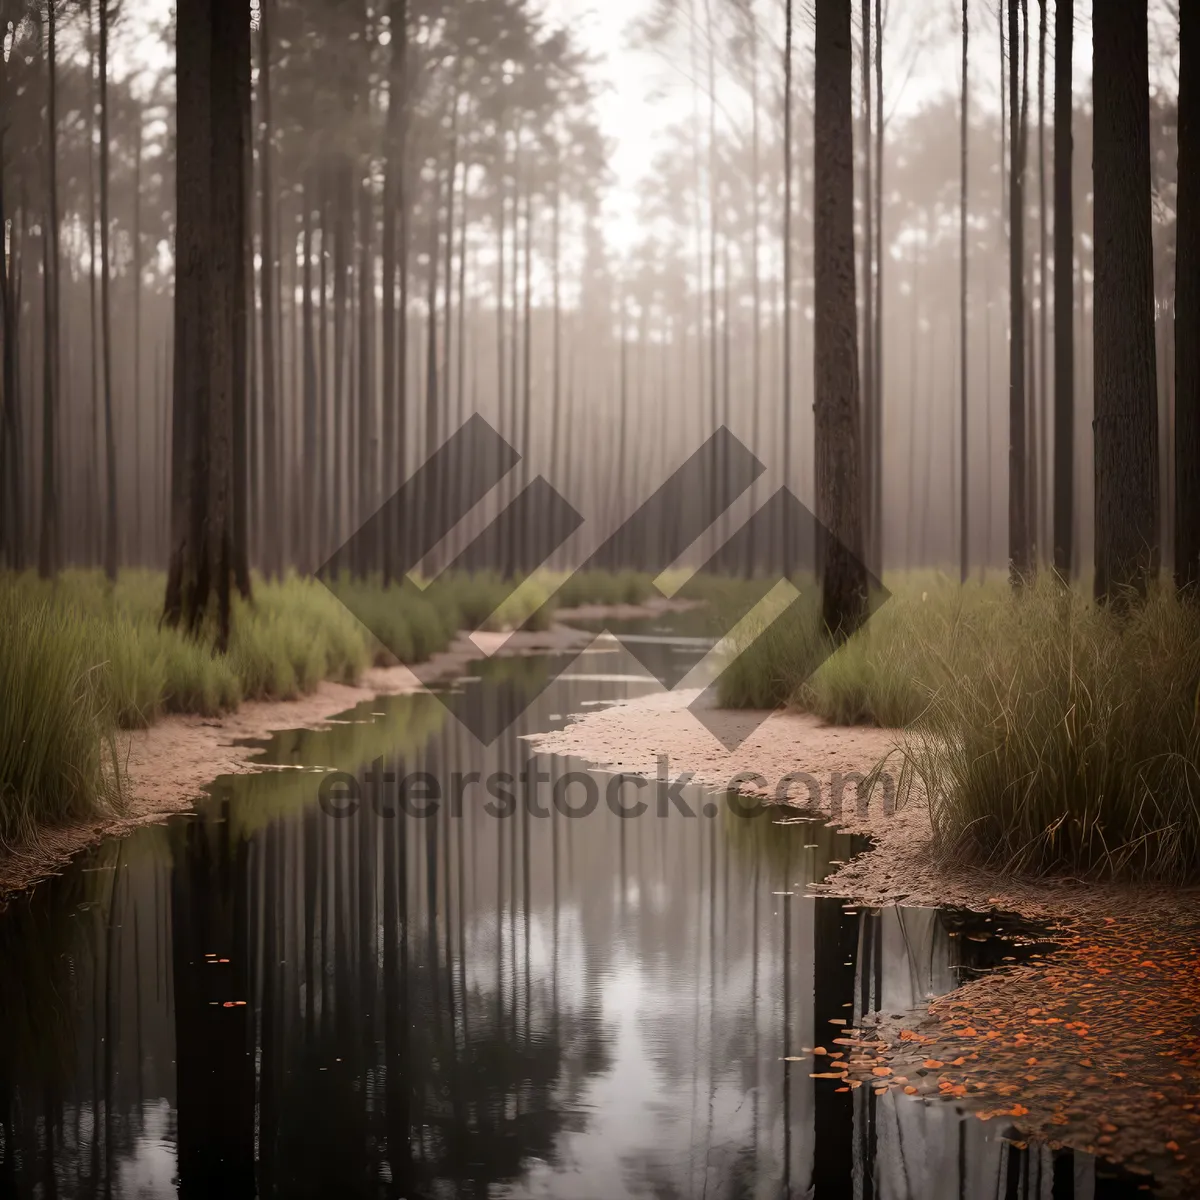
[1,1,1200,1196]
[0,0,1196,873]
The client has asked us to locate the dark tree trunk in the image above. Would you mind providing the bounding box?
[230,21,251,601]
[1007,0,1029,583]
[1052,0,1074,577]
[132,112,143,564]
[1093,0,1159,601]
[87,2,100,564]
[425,175,441,459]
[258,0,280,577]
[99,0,117,581]
[356,168,374,576]
[960,0,968,583]
[1177,0,1200,593]
[814,0,867,635]
[301,186,318,573]
[442,91,460,426]
[38,0,59,580]
[1036,0,1048,566]
[521,182,533,562]
[163,0,252,648]
[782,0,794,557]
[748,17,761,572]
[381,0,408,580]
[872,0,883,564]
[0,88,22,569]
[332,168,350,554]
[861,0,875,571]
[1022,0,1037,569]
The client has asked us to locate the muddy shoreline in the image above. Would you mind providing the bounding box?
[0,599,690,899]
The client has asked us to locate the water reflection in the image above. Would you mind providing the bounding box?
[0,630,1156,1198]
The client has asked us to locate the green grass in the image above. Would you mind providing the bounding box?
[718,570,1200,882]
[0,586,120,849]
[0,566,672,849]
[898,581,1200,882]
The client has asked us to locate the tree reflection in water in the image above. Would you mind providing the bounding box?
[0,635,1157,1198]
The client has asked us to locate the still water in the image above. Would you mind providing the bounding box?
[0,621,1152,1198]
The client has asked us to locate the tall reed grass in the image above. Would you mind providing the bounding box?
[718,571,1200,881]
[0,566,665,847]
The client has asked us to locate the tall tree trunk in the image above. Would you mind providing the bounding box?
[0,86,22,569]
[704,0,718,438]
[357,168,374,576]
[87,1,100,564]
[332,169,350,554]
[520,182,533,563]
[960,0,969,583]
[442,91,460,425]
[1036,0,1048,566]
[382,0,408,579]
[38,0,60,580]
[99,0,118,581]
[380,46,398,581]
[860,0,875,571]
[425,175,441,459]
[782,0,794,570]
[258,0,279,577]
[132,110,143,564]
[1007,0,1029,583]
[748,18,761,572]
[814,0,867,634]
[164,0,251,647]
[872,0,883,562]
[496,118,507,454]
[301,186,317,573]
[1092,0,1159,601]
[1052,0,1074,577]
[231,3,251,597]
[549,162,562,550]
[1177,0,1199,593]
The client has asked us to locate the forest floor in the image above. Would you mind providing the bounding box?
[0,597,690,899]
[527,688,1200,1196]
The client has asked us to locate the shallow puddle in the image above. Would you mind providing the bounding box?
[0,623,1164,1197]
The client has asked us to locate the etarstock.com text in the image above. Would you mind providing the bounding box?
[318,755,898,822]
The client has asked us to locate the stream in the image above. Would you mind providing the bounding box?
[0,618,1157,1198]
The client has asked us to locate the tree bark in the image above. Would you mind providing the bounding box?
[99,0,118,580]
[960,0,968,583]
[38,0,60,580]
[1052,0,1074,577]
[872,0,883,564]
[782,0,794,568]
[301,185,317,573]
[814,0,867,634]
[0,72,22,569]
[1177,0,1200,593]
[1007,0,1029,583]
[163,0,251,648]
[1036,0,1048,566]
[356,166,374,576]
[1093,0,1159,601]
[258,0,280,577]
[860,0,875,571]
